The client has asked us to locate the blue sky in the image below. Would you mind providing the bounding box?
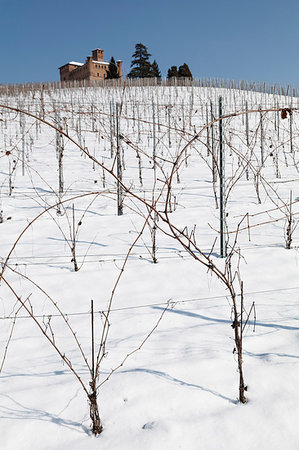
[1,0,299,85]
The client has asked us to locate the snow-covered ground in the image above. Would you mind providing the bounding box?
[1,84,299,449]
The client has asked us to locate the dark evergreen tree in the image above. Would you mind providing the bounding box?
[178,63,193,79]
[106,57,120,79]
[128,43,152,78]
[149,60,161,78]
[167,66,179,79]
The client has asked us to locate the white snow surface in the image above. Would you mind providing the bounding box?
[92,60,109,65]
[1,84,299,449]
[68,62,84,66]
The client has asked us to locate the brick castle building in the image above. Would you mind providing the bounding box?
[59,49,122,82]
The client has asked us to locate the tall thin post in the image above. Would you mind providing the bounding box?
[21,113,25,176]
[259,106,264,166]
[71,204,79,271]
[219,96,226,258]
[189,88,193,129]
[210,101,216,183]
[245,101,249,180]
[110,101,114,158]
[290,105,293,153]
[277,101,280,140]
[153,102,156,164]
[168,105,171,148]
[245,101,249,147]
[181,100,185,132]
[116,103,123,216]
[8,161,12,196]
[78,106,82,148]
[137,104,141,142]
[57,108,64,194]
[206,103,210,157]
[91,104,95,132]
[152,102,158,263]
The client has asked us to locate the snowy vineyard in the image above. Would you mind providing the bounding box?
[1,82,299,449]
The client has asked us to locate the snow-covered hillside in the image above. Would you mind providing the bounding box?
[1,83,299,449]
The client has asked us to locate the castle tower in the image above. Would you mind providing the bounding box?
[92,49,104,62]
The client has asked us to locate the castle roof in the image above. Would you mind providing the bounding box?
[92,60,109,65]
[59,61,84,69]
[69,61,84,66]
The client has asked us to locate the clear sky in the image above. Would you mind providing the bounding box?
[1,0,299,86]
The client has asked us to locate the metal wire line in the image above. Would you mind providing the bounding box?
[1,284,299,321]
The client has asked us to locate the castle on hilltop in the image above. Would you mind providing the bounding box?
[59,49,122,82]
